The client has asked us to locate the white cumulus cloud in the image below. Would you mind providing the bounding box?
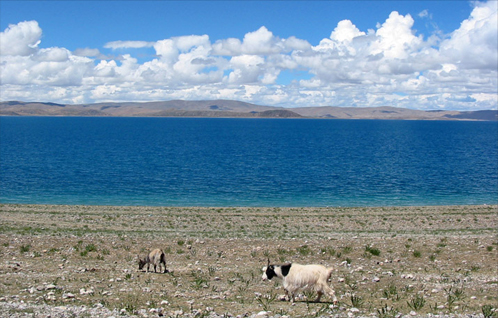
[0,20,42,56]
[0,2,497,110]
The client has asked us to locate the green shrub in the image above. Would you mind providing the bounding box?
[350,294,363,308]
[296,245,311,256]
[407,294,426,310]
[85,244,97,252]
[377,304,398,318]
[482,305,496,318]
[365,245,381,256]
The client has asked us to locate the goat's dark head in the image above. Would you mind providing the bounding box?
[262,258,276,280]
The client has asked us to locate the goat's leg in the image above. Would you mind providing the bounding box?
[288,289,296,303]
[324,285,338,304]
[284,289,295,302]
[315,291,323,302]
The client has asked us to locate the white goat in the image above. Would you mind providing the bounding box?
[262,259,337,304]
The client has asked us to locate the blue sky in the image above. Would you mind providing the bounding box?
[1,1,497,110]
[1,1,471,48]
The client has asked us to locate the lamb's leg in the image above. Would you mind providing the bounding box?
[315,291,323,302]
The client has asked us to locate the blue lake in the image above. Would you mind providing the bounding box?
[0,117,497,207]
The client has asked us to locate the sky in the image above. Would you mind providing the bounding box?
[0,1,497,110]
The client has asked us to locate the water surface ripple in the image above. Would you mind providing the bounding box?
[1,117,496,207]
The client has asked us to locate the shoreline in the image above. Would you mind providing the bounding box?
[1,204,496,238]
[1,204,497,317]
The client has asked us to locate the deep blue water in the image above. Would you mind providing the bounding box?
[1,117,497,207]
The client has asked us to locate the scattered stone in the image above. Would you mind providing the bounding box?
[62,292,75,299]
[253,311,271,318]
[79,288,94,295]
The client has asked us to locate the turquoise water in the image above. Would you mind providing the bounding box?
[1,117,497,207]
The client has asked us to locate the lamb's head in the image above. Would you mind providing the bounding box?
[138,257,146,270]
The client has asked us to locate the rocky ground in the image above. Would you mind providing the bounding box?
[0,204,497,317]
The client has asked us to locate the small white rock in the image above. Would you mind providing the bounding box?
[254,311,270,318]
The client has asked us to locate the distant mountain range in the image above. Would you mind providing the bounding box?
[1,100,497,121]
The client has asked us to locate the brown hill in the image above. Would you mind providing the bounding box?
[0,100,496,120]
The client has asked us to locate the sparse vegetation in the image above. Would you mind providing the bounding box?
[365,244,381,256]
[0,204,496,317]
[19,244,31,253]
[350,294,363,308]
[407,294,426,311]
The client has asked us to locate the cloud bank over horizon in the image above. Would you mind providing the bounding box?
[1,1,497,110]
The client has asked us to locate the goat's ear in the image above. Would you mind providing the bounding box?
[267,258,270,266]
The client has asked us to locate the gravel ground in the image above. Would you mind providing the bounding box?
[0,204,497,317]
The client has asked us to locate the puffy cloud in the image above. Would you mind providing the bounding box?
[212,26,303,56]
[330,20,365,42]
[148,34,225,85]
[227,55,266,84]
[175,35,210,52]
[370,11,423,59]
[0,20,42,56]
[0,3,497,110]
[241,26,279,54]
[1,49,93,86]
[32,47,70,62]
[440,0,497,69]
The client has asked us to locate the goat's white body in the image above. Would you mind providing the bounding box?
[263,263,337,303]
